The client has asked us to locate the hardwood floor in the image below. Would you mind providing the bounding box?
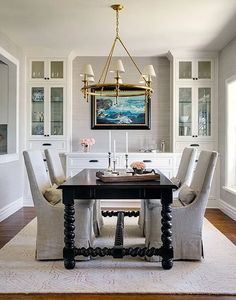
[0,207,235,300]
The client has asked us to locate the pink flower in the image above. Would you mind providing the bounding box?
[80,138,96,146]
[130,161,146,170]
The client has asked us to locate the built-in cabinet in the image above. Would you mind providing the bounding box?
[169,52,218,152]
[27,58,67,151]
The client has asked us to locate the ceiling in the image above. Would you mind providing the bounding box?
[1,0,236,56]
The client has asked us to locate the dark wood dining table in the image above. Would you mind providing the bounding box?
[59,169,177,270]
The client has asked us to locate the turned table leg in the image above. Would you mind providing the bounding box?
[63,189,75,269]
[161,189,173,270]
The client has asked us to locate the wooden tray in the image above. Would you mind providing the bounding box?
[96,171,160,183]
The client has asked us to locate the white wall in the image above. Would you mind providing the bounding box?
[72,56,170,153]
[218,36,236,219]
[0,30,26,218]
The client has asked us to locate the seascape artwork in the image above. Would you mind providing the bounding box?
[91,95,150,129]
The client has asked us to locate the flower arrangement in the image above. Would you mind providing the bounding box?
[130,161,146,171]
[80,138,95,146]
[80,138,95,152]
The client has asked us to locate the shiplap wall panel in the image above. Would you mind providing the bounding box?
[72,56,170,153]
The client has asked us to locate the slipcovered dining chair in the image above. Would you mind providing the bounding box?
[44,148,103,237]
[23,150,94,260]
[138,147,197,236]
[145,150,218,261]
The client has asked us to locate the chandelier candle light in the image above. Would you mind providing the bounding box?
[80,4,156,103]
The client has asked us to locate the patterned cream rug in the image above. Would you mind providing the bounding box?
[0,216,235,294]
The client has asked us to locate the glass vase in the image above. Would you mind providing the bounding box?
[82,144,90,152]
[133,168,143,175]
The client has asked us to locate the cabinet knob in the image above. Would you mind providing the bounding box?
[143,160,152,163]
[89,160,99,163]
[42,143,52,146]
[190,144,199,147]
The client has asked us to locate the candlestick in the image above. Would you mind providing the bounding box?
[113,159,116,172]
[113,139,116,160]
[125,153,128,170]
[107,152,112,172]
[108,130,112,153]
[125,131,128,154]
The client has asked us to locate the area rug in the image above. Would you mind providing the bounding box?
[0,216,235,294]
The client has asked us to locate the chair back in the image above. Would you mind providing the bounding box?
[44,149,65,185]
[23,150,51,208]
[176,147,197,186]
[190,150,218,196]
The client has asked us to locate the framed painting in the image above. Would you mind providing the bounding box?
[91,93,150,129]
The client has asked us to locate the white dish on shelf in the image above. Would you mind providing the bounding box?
[180,116,189,122]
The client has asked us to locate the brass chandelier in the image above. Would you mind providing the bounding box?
[80,4,156,102]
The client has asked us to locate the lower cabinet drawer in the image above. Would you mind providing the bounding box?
[28,140,66,151]
[129,156,173,169]
[175,142,216,153]
[68,158,107,169]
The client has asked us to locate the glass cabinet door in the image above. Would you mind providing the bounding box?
[31,87,45,135]
[31,61,45,79]
[178,87,192,136]
[198,61,211,79]
[50,61,63,79]
[198,87,211,136]
[50,87,63,135]
[178,61,192,79]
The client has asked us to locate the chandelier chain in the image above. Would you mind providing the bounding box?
[80,4,155,99]
[116,9,119,38]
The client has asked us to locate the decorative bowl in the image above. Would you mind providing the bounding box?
[180,116,189,123]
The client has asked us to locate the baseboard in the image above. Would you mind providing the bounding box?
[207,198,218,208]
[101,200,141,209]
[219,199,236,221]
[23,197,34,207]
[0,197,23,222]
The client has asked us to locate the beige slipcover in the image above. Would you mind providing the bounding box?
[44,148,103,237]
[23,150,94,260]
[145,150,218,261]
[139,147,197,236]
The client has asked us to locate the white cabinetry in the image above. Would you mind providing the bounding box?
[27,58,67,151]
[169,52,218,152]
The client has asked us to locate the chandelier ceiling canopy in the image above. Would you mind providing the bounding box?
[80,4,156,102]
